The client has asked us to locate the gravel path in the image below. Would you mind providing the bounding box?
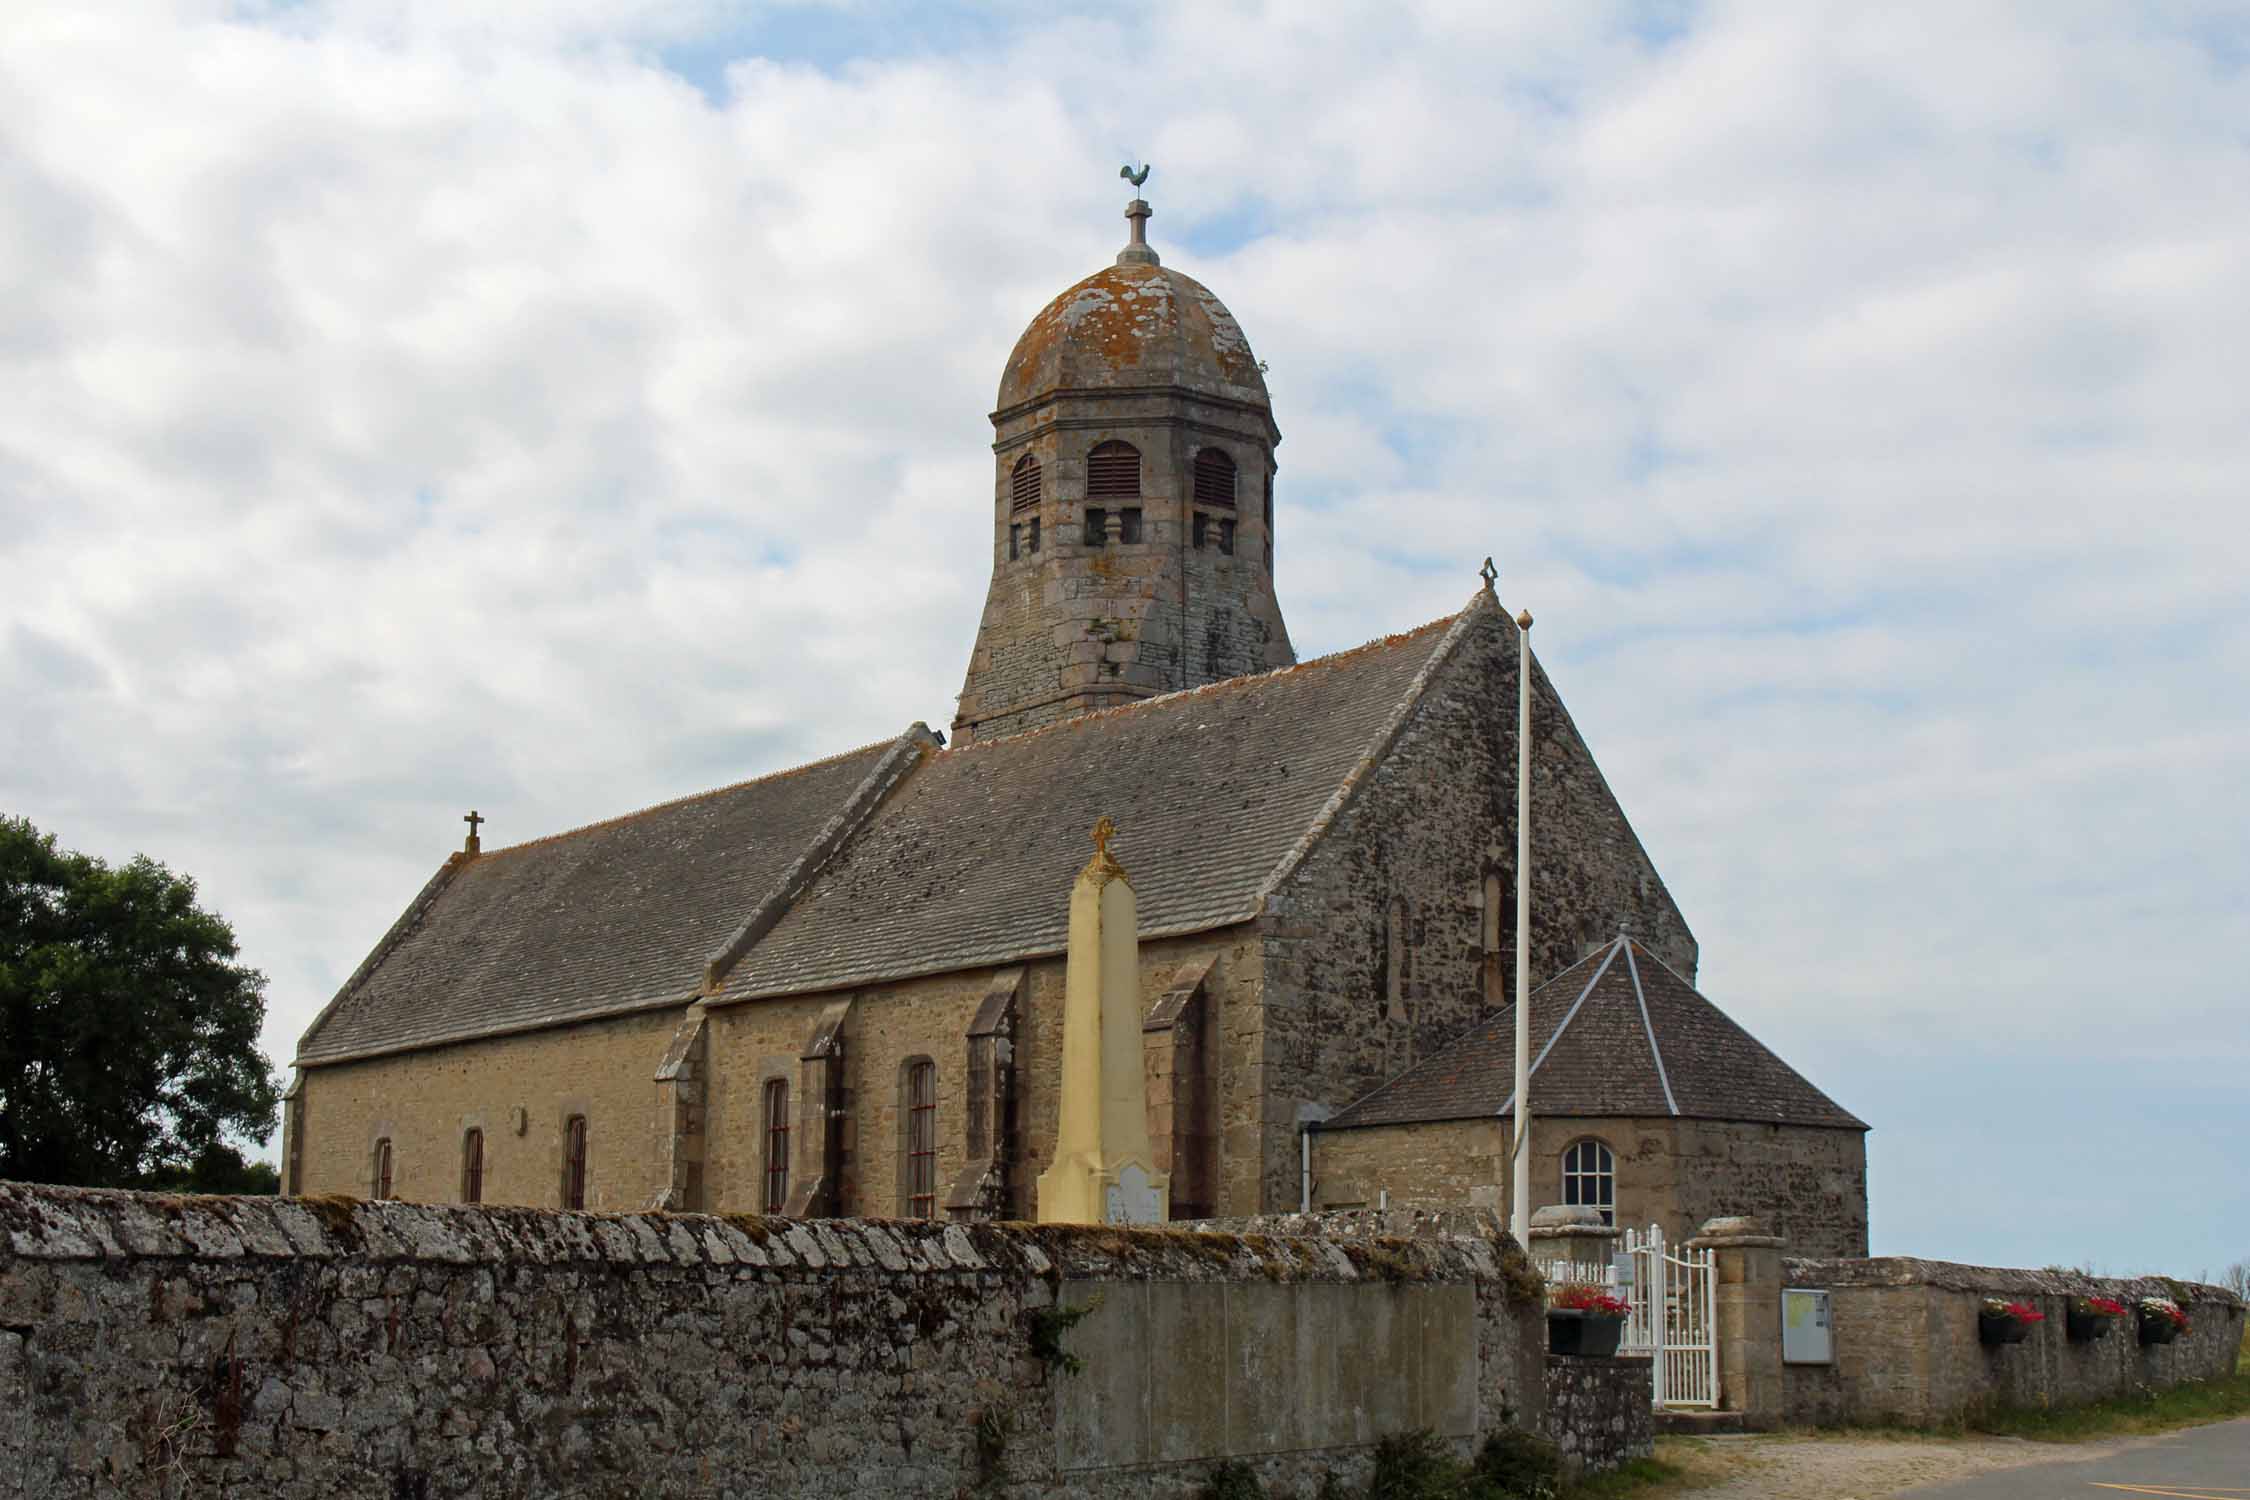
[1663,1431,2144,1499]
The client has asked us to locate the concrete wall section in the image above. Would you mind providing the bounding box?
[0,1185,1560,1498]
[1781,1258,2245,1427]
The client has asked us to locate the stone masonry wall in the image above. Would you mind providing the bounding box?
[1310,1118,1866,1259]
[1781,1258,2245,1427]
[292,1008,678,1212]
[0,1185,1551,1499]
[1542,1355,1652,1478]
[1258,604,1698,1211]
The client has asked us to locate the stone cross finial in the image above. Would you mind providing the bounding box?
[1479,557,1497,591]
[463,809,484,854]
[1091,816,1116,857]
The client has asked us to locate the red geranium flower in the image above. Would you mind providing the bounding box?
[1551,1284,1631,1316]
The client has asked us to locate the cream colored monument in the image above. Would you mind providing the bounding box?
[1036,818,1171,1225]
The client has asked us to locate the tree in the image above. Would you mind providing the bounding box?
[0,815,280,1190]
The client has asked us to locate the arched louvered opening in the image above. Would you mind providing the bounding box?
[1010,454,1041,513]
[1086,441,1141,501]
[1193,447,1237,508]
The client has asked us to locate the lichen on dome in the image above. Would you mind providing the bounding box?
[997,260,1268,412]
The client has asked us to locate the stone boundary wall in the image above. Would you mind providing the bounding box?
[1542,1355,1652,1476]
[0,1185,1553,1498]
[1781,1256,2245,1427]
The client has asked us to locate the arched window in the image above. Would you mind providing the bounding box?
[372,1137,393,1200]
[1010,454,1041,513]
[904,1060,938,1218]
[1561,1138,1615,1226]
[461,1128,484,1204]
[763,1077,791,1214]
[1086,441,1141,501]
[1193,447,1237,508]
[562,1114,588,1210]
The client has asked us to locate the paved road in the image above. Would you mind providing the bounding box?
[1901,1419,2250,1499]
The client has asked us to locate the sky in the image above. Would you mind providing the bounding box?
[1,0,2244,1275]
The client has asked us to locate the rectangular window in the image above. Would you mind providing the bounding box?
[906,1061,937,1218]
[1008,523,1022,561]
[1084,508,1107,547]
[563,1114,588,1210]
[373,1138,393,1200]
[1118,507,1143,544]
[1219,518,1236,556]
[461,1128,483,1204]
[1192,512,1208,550]
[763,1078,791,1214]
[1029,517,1040,553]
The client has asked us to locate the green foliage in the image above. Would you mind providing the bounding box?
[0,815,279,1188]
[1027,1293,1100,1375]
[970,1404,1009,1483]
[1350,1427,1562,1500]
[1198,1458,1265,1500]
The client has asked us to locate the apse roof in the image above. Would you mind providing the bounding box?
[1323,937,1866,1132]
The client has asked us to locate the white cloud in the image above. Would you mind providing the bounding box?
[2,0,2245,1268]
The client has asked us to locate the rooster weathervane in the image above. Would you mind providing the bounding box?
[1120,161,1151,193]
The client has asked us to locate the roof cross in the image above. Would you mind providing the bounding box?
[463,809,484,854]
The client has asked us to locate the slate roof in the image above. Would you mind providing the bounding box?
[719,607,1478,1000]
[297,599,1489,1066]
[1324,937,1866,1132]
[294,738,907,1065]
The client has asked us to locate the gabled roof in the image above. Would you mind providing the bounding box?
[1324,937,1866,1132]
[294,733,923,1066]
[719,602,1488,1001]
[297,595,1498,1065]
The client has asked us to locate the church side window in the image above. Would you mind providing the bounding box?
[563,1114,588,1210]
[1193,446,1236,508]
[1086,440,1140,501]
[1010,453,1041,514]
[1118,507,1143,544]
[461,1128,483,1204]
[905,1060,937,1218]
[372,1137,393,1200]
[763,1078,791,1214]
[1561,1138,1615,1226]
[1084,507,1108,547]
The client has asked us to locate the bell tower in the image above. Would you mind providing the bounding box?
[952,184,1295,746]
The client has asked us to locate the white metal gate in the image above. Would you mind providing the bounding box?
[1617,1224,1719,1409]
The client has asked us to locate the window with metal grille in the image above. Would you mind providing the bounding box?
[1086,441,1141,500]
[1193,447,1236,508]
[373,1138,393,1200]
[1561,1138,1615,1226]
[1084,507,1107,547]
[906,1061,937,1218]
[763,1078,791,1214]
[563,1114,588,1210]
[1118,507,1142,544]
[1010,454,1041,513]
[461,1128,483,1204]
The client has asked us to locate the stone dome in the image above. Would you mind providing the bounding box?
[997,260,1270,412]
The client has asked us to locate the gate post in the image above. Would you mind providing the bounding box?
[1688,1215,1786,1428]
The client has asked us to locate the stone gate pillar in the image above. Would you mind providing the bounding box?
[1688,1215,1786,1427]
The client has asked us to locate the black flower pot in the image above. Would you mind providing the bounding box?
[2066,1311,2113,1343]
[2138,1315,2181,1346]
[1548,1310,1625,1358]
[1979,1312,2032,1346]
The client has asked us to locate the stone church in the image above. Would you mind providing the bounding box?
[286,193,1868,1253]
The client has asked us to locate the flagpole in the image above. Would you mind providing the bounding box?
[1511,605,1534,1247]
